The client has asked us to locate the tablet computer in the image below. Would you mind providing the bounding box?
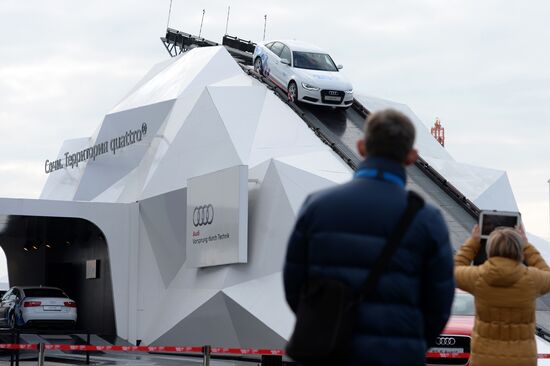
[479,210,521,239]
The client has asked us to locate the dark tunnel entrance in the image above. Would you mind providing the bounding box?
[0,215,116,335]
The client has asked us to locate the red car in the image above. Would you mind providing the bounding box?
[427,290,474,366]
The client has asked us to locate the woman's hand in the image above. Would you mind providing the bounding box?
[455,224,483,269]
[471,224,481,243]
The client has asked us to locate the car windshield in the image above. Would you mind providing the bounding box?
[292,51,338,71]
[452,292,475,316]
[23,288,67,298]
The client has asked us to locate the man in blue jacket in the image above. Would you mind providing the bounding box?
[283,109,455,366]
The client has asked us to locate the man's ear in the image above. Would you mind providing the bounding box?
[357,139,366,157]
[404,148,418,166]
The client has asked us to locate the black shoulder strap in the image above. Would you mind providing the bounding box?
[357,191,425,303]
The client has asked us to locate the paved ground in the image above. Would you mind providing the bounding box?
[0,363,71,366]
[0,363,65,366]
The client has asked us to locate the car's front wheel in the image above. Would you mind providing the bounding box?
[288,81,298,103]
[254,57,263,75]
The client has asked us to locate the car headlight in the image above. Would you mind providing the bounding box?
[345,89,353,94]
[301,82,320,91]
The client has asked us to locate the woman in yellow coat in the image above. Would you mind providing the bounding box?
[455,225,550,366]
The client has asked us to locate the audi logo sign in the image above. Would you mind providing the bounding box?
[435,337,456,346]
[328,90,339,96]
[186,165,248,268]
[192,205,214,226]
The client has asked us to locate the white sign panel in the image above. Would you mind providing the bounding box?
[86,259,99,279]
[186,165,248,267]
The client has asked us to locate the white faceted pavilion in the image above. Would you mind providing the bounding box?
[0,46,526,347]
[38,46,352,347]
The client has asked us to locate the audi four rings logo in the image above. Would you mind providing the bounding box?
[435,337,456,346]
[193,205,214,227]
[328,91,339,95]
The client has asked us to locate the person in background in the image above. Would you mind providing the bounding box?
[283,109,455,366]
[455,225,550,366]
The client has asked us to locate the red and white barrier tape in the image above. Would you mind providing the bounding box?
[2,343,550,359]
[0,344,273,354]
[210,347,284,356]
[44,344,205,353]
[0,344,37,350]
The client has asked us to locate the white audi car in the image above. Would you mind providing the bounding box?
[0,286,77,328]
[253,40,353,109]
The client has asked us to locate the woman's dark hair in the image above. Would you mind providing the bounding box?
[364,109,416,162]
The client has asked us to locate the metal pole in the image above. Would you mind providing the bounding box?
[86,332,90,365]
[166,0,173,29]
[37,343,45,366]
[15,331,20,366]
[263,14,267,41]
[199,9,206,38]
[10,328,14,366]
[225,5,230,35]
[202,345,211,366]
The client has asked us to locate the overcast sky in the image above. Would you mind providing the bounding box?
[0,0,549,264]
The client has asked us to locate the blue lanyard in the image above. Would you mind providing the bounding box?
[354,168,406,188]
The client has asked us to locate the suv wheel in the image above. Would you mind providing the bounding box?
[254,57,263,75]
[288,81,298,102]
[8,312,16,329]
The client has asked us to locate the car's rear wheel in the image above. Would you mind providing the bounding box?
[288,81,298,103]
[8,312,17,330]
[254,57,263,75]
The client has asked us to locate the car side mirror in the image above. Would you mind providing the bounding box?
[281,58,291,66]
[337,64,343,70]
